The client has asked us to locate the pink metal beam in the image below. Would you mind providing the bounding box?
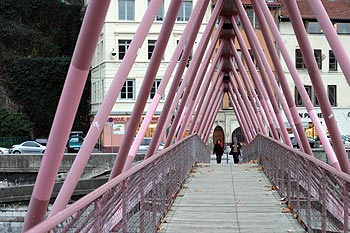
[227,53,263,135]
[228,68,258,137]
[255,0,340,170]
[228,71,256,140]
[122,0,200,172]
[144,0,210,159]
[197,72,224,139]
[204,88,224,142]
[177,15,225,140]
[22,1,112,230]
[284,1,350,174]
[48,0,164,217]
[228,39,268,136]
[230,16,279,141]
[251,0,307,152]
[189,43,225,134]
[232,2,293,148]
[108,0,181,178]
[164,1,219,147]
[308,1,350,85]
[227,85,252,142]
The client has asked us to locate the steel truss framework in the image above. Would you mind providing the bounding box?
[23,0,350,231]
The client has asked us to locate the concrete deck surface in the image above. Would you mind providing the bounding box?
[158,159,306,233]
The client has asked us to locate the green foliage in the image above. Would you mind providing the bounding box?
[0,0,82,58]
[2,57,90,137]
[0,0,89,138]
[0,107,33,137]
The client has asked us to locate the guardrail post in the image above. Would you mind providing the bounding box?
[343,180,349,232]
[140,169,145,233]
[93,198,102,232]
[122,179,129,233]
[320,169,327,232]
[306,160,312,230]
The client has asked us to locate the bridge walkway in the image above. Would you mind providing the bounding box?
[158,158,306,233]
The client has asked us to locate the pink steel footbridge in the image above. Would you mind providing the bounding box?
[22,0,350,232]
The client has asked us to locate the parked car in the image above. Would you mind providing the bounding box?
[0,147,9,154]
[10,141,46,154]
[290,137,320,148]
[67,135,84,153]
[137,137,165,153]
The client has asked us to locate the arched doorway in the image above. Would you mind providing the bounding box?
[232,127,246,143]
[213,126,225,146]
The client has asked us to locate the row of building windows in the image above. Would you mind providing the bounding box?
[120,79,163,100]
[306,21,350,34]
[295,85,337,107]
[117,39,190,61]
[295,49,338,71]
[223,84,337,110]
[118,0,192,22]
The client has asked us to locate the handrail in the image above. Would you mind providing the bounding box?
[243,134,350,232]
[25,134,210,233]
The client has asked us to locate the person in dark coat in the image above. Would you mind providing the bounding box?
[213,139,224,164]
[230,137,242,164]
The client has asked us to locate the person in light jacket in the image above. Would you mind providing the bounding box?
[230,137,241,164]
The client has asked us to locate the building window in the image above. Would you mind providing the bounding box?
[177,0,192,21]
[295,49,322,70]
[295,85,322,106]
[329,50,337,71]
[246,9,260,29]
[150,80,163,99]
[335,23,350,34]
[118,0,134,20]
[148,40,156,60]
[120,79,135,99]
[176,40,192,62]
[314,49,322,70]
[148,0,164,21]
[307,22,323,34]
[328,85,337,106]
[118,40,131,60]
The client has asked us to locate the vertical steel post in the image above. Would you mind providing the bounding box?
[49,0,163,216]
[284,1,350,174]
[22,1,111,230]
[256,0,340,170]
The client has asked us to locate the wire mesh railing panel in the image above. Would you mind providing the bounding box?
[26,134,210,233]
[243,134,350,232]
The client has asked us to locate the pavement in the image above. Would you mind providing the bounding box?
[158,156,306,233]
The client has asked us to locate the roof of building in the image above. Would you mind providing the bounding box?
[278,0,350,20]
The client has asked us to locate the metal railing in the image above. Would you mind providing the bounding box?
[25,134,210,233]
[243,134,350,232]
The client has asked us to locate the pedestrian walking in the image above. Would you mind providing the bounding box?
[213,139,224,164]
[230,137,241,164]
